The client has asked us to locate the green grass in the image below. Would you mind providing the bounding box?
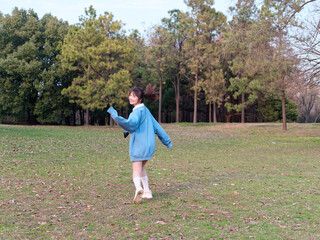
[0,123,319,239]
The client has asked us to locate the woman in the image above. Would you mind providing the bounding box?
[107,84,172,204]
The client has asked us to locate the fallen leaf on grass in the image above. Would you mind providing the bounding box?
[278,224,286,229]
[156,221,166,225]
[9,199,17,204]
[229,227,239,233]
[38,222,47,225]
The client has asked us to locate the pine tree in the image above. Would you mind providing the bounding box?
[59,6,133,124]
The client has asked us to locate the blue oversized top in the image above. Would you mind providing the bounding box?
[107,104,172,162]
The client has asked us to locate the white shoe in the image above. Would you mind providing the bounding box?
[133,188,144,204]
[142,190,153,199]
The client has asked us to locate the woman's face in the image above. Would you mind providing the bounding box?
[129,92,141,106]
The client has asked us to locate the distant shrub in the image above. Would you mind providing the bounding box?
[257,98,299,122]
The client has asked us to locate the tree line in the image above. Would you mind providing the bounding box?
[0,0,319,129]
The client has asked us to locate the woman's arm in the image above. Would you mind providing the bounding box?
[107,106,141,132]
[151,115,172,148]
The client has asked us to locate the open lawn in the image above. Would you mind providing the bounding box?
[0,123,319,239]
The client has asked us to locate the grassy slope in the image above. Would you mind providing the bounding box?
[0,123,319,239]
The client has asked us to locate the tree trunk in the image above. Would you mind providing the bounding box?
[193,44,199,124]
[28,109,37,125]
[241,92,245,123]
[193,72,198,124]
[209,102,212,123]
[213,102,217,123]
[81,110,84,125]
[73,109,76,126]
[65,116,70,126]
[85,65,90,126]
[175,75,181,123]
[85,108,89,126]
[281,90,287,131]
[314,112,320,123]
[158,75,162,123]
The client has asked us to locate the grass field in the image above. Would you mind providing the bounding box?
[0,123,319,239]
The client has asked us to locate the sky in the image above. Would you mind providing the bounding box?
[0,0,235,34]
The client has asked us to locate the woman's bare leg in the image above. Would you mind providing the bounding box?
[132,161,143,179]
[132,161,144,203]
[141,160,148,177]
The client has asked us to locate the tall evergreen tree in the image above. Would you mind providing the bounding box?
[222,0,264,123]
[162,9,189,122]
[146,25,170,123]
[59,6,133,125]
[184,0,225,123]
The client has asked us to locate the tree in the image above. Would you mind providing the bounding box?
[292,4,320,123]
[184,0,225,123]
[33,14,73,124]
[0,8,42,124]
[0,8,72,124]
[289,75,320,123]
[260,0,316,130]
[128,30,149,87]
[146,25,170,123]
[202,68,225,123]
[59,6,133,125]
[295,3,320,85]
[199,8,226,123]
[162,9,189,122]
[222,0,276,123]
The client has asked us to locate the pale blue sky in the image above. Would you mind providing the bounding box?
[0,0,235,33]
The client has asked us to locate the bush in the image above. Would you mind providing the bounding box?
[257,98,299,122]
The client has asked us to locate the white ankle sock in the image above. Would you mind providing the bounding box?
[133,177,142,190]
[141,176,150,192]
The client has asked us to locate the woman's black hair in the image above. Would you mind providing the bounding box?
[131,84,158,102]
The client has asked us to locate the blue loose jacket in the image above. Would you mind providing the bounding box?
[107,104,172,162]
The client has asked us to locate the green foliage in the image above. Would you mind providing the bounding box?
[34,15,73,124]
[0,8,41,122]
[128,30,149,86]
[0,1,315,125]
[184,0,227,122]
[59,6,133,110]
[0,8,72,124]
[257,97,299,122]
[222,0,272,115]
